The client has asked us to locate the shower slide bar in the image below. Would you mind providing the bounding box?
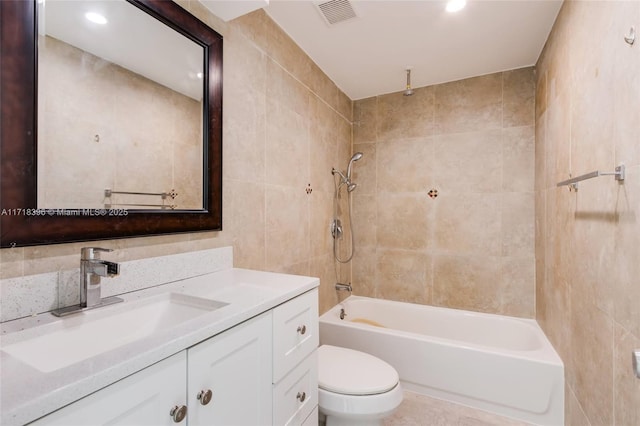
[104,189,178,199]
[556,164,625,191]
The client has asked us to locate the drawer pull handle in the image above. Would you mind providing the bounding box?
[297,325,307,335]
[170,405,187,423]
[296,391,306,402]
[197,389,213,406]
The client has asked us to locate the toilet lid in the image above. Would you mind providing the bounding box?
[318,345,399,395]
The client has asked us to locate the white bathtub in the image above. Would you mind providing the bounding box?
[319,296,564,426]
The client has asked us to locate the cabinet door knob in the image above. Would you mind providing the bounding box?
[297,325,306,335]
[296,391,306,402]
[169,405,187,423]
[197,389,213,406]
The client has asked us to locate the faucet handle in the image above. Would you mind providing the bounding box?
[103,261,120,277]
[81,247,113,260]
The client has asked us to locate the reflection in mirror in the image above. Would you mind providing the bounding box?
[0,0,222,247]
[37,0,204,210]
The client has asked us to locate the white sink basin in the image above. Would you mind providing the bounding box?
[2,293,227,372]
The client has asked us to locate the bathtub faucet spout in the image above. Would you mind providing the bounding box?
[335,282,352,292]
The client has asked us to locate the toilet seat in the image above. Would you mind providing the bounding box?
[318,345,399,395]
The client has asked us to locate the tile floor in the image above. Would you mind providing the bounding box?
[319,391,531,425]
[382,391,531,426]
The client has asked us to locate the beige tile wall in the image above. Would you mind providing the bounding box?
[352,68,536,318]
[536,1,640,425]
[1,4,352,315]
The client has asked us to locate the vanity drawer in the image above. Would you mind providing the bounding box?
[273,351,318,426]
[301,406,319,426]
[272,289,318,382]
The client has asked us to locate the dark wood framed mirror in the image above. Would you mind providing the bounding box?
[0,0,223,248]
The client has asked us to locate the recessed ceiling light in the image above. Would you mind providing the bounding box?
[446,0,466,13]
[196,72,203,79]
[85,12,107,25]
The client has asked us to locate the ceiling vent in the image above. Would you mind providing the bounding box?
[315,0,357,26]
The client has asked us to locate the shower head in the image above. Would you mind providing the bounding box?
[403,68,414,96]
[346,152,363,180]
[347,183,358,192]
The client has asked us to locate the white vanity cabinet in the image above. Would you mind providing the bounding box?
[31,314,272,426]
[30,352,187,426]
[28,289,319,426]
[272,289,319,425]
[187,311,272,426]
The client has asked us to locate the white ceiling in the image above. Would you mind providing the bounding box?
[42,0,203,100]
[264,0,563,100]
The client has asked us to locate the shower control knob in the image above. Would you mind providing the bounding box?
[197,389,213,405]
[297,325,307,335]
[169,405,187,423]
[296,391,306,402]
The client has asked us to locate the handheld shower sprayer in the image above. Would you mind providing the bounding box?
[346,152,363,181]
[332,152,363,191]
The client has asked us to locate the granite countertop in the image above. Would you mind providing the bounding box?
[0,268,319,426]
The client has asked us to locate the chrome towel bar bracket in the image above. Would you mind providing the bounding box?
[556,164,625,191]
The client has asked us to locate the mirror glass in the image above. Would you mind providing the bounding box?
[37,0,204,210]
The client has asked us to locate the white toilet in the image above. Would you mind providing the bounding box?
[318,345,403,426]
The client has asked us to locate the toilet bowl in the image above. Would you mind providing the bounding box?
[318,345,403,426]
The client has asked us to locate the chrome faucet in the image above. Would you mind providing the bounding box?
[81,247,120,307]
[52,247,122,317]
